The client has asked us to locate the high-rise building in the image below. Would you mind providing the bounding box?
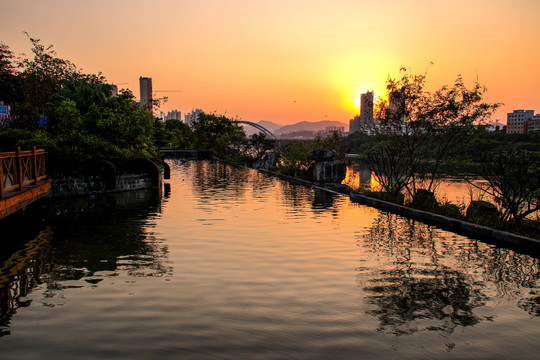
[184,109,202,126]
[139,77,153,109]
[164,110,182,121]
[349,91,374,133]
[507,110,534,134]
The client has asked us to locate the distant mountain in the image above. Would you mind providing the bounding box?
[257,120,282,133]
[274,120,348,136]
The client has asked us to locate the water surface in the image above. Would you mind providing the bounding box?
[1,160,539,359]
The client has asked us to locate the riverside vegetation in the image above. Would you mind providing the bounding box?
[1,37,538,238]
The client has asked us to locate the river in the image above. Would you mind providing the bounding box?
[1,160,539,359]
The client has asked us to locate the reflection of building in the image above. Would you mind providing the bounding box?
[507,109,534,134]
[164,110,181,121]
[139,77,153,109]
[349,91,375,133]
[184,109,202,126]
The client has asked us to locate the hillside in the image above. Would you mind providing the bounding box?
[274,120,348,136]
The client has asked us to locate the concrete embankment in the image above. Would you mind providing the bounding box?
[49,174,155,197]
[49,158,162,198]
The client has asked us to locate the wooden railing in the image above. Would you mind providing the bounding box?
[0,147,48,198]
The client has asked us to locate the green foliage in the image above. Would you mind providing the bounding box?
[0,128,36,151]
[11,34,86,124]
[0,43,17,106]
[153,119,194,149]
[452,129,540,163]
[49,100,83,136]
[0,36,159,175]
[275,140,313,177]
[341,131,378,156]
[190,112,247,158]
[314,132,342,154]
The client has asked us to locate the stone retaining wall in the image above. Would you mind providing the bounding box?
[349,193,540,252]
[50,175,152,198]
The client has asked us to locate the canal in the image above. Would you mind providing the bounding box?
[1,160,539,359]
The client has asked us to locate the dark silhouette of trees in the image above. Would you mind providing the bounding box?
[362,68,500,201]
[469,150,540,224]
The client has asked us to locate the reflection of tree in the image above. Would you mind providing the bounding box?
[359,212,540,336]
[189,161,249,204]
[0,189,170,336]
[364,267,485,335]
[312,188,337,211]
[359,212,486,336]
[279,182,312,218]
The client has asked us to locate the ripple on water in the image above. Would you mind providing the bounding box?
[0,160,539,360]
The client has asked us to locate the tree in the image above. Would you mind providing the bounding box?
[275,140,313,177]
[363,68,500,202]
[153,119,193,149]
[0,43,17,107]
[469,150,540,224]
[248,132,276,159]
[190,112,247,157]
[13,34,83,123]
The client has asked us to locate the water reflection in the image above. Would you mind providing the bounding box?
[0,189,170,336]
[2,160,540,359]
[343,162,487,206]
[0,228,52,337]
[358,212,540,336]
[189,161,250,201]
[312,188,339,211]
[342,163,375,192]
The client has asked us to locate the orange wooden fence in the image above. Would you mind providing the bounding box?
[0,147,48,198]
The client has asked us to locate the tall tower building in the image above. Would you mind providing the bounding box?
[349,91,374,133]
[360,91,374,121]
[139,77,153,109]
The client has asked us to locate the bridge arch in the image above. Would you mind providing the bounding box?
[238,121,277,139]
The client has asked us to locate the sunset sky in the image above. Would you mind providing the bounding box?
[1,0,539,126]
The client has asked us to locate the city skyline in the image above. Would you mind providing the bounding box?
[1,0,539,125]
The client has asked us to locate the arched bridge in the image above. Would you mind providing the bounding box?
[237,121,277,139]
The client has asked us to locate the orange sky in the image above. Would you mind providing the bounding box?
[1,0,539,126]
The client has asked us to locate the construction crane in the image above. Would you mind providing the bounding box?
[111,82,128,87]
[154,90,183,95]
